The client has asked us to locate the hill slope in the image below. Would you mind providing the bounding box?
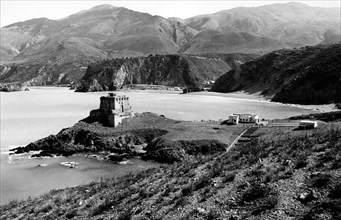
[180,30,290,54]
[184,2,340,46]
[211,43,341,105]
[1,113,340,219]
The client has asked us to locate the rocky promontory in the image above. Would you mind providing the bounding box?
[75,54,233,92]
[211,43,341,105]
[0,82,26,92]
[12,112,245,163]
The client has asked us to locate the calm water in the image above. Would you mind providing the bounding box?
[0,87,319,204]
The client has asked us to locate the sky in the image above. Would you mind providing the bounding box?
[1,0,340,27]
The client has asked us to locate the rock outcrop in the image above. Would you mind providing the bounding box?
[12,117,170,158]
[212,43,341,105]
[0,82,25,92]
[76,54,232,92]
[143,137,227,163]
[11,112,232,163]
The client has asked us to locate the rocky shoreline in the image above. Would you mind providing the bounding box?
[0,82,28,92]
[11,112,236,164]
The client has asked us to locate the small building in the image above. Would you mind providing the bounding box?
[89,93,133,127]
[228,113,259,125]
[228,114,239,125]
[299,120,318,129]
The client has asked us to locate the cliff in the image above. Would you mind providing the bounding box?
[211,43,341,105]
[76,54,234,92]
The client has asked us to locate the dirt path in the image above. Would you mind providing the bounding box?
[226,126,253,152]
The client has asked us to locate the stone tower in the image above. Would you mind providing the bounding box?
[89,93,133,127]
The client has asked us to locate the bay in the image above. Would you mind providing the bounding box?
[0,87,321,204]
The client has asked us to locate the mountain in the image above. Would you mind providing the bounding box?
[211,43,341,105]
[184,2,340,46]
[75,54,257,92]
[1,5,197,61]
[0,5,198,85]
[0,2,339,86]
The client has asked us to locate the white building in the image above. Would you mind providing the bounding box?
[228,114,239,124]
[228,114,259,124]
[299,120,318,129]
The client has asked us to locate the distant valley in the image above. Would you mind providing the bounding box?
[0,2,340,88]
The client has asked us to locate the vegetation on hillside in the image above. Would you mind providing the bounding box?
[212,43,341,105]
[2,116,341,219]
[289,111,341,122]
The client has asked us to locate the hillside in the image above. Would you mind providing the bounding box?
[75,54,250,92]
[0,3,339,86]
[1,112,340,219]
[184,2,340,46]
[211,43,341,105]
[180,30,290,54]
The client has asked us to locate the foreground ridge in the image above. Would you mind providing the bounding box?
[2,112,341,219]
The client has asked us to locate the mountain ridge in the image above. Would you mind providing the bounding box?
[0,2,340,86]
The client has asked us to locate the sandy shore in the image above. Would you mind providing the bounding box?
[184,91,338,113]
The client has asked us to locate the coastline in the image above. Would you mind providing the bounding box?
[184,90,337,113]
[2,87,339,205]
[24,86,338,113]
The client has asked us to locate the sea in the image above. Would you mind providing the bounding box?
[0,87,323,204]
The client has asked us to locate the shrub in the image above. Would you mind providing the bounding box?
[329,182,341,198]
[251,195,278,215]
[310,173,331,188]
[66,209,78,219]
[162,187,172,197]
[39,203,53,213]
[92,198,115,216]
[193,175,212,191]
[294,154,308,169]
[239,183,271,204]
[204,209,221,219]
[209,161,224,178]
[174,197,188,208]
[117,209,133,220]
[222,172,236,183]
